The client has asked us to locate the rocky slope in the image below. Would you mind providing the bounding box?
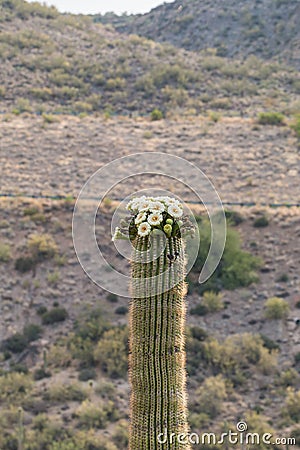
[95,0,300,69]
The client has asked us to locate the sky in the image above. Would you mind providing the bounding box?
[30,0,174,15]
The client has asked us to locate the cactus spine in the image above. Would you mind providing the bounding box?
[129,234,190,449]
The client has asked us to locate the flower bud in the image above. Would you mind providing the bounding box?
[163,224,172,236]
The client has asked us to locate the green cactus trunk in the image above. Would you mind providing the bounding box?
[129,234,190,450]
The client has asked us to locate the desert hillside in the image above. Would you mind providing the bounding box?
[0,0,299,117]
[95,0,300,69]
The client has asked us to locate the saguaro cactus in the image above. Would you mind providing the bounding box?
[113,196,193,450]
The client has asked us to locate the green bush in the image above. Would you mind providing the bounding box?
[278,368,300,387]
[277,273,289,283]
[44,383,87,403]
[23,324,42,342]
[150,108,163,121]
[202,291,224,313]
[224,210,244,226]
[94,326,128,378]
[2,333,27,353]
[189,326,208,341]
[189,217,262,293]
[259,334,279,351]
[15,255,36,272]
[112,420,129,448]
[27,233,57,261]
[107,293,118,303]
[190,303,208,316]
[115,305,128,315]
[0,243,11,262]
[290,114,300,139]
[36,306,48,316]
[75,399,117,429]
[73,307,111,342]
[253,215,269,227]
[42,307,68,325]
[0,372,32,404]
[282,388,300,422]
[264,297,289,320]
[257,112,285,125]
[203,333,278,381]
[78,368,97,382]
[194,375,227,418]
[290,428,300,447]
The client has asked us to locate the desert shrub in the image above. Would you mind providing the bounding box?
[42,113,59,123]
[244,411,275,449]
[27,233,57,261]
[278,368,300,387]
[30,88,53,101]
[14,0,59,19]
[202,291,224,313]
[106,77,126,90]
[69,336,95,369]
[295,353,300,364]
[224,210,244,226]
[208,111,221,122]
[277,273,289,283]
[15,255,36,272]
[282,388,300,422]
[44,383,87,403]
[193,375,227,418]
[190,303,208,316]
[115,305,128,315]
[23,206,41,216]
[204,333,278,381]
[47,344,72,368]
[253,215,269,227]
[42,307,68,325]
[257,112,285,125]
[189,217,262,293]
[0,372,32,404]
[112,420,129,449]
[290,114,300,139]
[47,270,60,286]
[12,97,32,114]
[0,243,11,262]
[290,428,300,447]
[150,108,163,121]
[2,333,27,353]
[189,326,208,341]
[9,363,28,374]
[33,368,51,381]
[75,399,118,429]
[73,308,111,342]
[78,368,97,382]
[23,324,42,342]
[259,334,279,351]
[186,335,206,377]
[94,326,128,378]
[264,297,289,320]
[36,306,47,316]
[48,430,118,450]
[106,293,118,303]
[95,381,116,399]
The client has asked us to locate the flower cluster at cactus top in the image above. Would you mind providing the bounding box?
[126,196,183,238]
[112,195,195,242]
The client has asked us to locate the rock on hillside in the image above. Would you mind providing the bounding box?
[95,0,300,69]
